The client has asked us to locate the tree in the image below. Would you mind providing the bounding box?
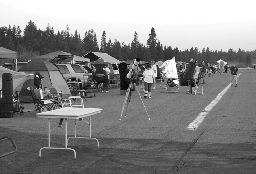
[131,31,139,58]
[23,20,41,54]
[111,39,122,59]
[100,31,107,52]
[147,27,157,61]
[82,29,99,54]
[69,30,83,55]
[246,53,251,66]
[106,39,112,55]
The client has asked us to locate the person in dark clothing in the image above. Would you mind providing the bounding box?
[230,64,238,87]
[34,72,43,89]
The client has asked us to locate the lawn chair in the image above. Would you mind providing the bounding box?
[28,87,58,112]
[0,136,17,158]
[58,96,85,127]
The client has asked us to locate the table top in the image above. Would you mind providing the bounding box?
[37,107,102,119]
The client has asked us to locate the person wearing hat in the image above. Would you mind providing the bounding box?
[34,72,43,89]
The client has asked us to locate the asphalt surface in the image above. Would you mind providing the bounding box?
[0,69,256,174]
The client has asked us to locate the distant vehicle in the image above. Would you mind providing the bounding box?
[112,63,119,75]
[56,64,90,88]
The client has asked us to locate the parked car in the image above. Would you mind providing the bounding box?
[56,64,90,89]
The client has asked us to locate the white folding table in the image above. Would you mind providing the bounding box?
[37,107,102,159]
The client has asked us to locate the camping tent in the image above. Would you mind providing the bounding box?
[18,60,71,102]
[31,51,73,64]
[0,47,18,71]
[0,66,33,92]
[91,59,115,74]
[84,52,120,64]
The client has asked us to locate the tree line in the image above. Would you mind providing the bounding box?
[0,20,255,67]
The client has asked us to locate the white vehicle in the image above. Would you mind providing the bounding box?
[56,64,89,86]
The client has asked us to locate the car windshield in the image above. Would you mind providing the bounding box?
[57,65,70,74]
[71,64,84,73]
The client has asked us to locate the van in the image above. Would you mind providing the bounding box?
[56,64,89,86]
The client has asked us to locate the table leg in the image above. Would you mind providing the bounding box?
[68,116,99,148]
[39,119,51,157]
[39,118,77,159]
[65,118,68,148]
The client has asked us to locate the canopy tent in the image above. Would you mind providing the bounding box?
[19,60,71,102]
[84,52,120,64]
[91,59,115,74]
[0,66,33,92]
[0,47,18,71]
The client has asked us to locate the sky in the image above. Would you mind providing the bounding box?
[0,0,256,51]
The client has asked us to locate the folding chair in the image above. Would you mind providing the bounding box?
[0,137,17,158]
[28,87,58,112]
[58,96,85,127]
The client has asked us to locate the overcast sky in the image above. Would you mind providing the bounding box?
[0,0,256,51]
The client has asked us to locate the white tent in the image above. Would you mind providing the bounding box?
[159,57,178,79]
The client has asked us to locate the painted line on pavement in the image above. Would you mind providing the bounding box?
[187,73,241,131]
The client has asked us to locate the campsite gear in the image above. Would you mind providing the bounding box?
[0,73,13,117]
[28,87,59,112]
[119,82,151,121]
[118,62,130,95]
[159,57,180,92]
[18,60,71,102]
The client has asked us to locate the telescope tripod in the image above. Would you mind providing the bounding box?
[119,82,151,121]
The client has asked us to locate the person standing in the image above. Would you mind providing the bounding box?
[151,62,158,89]
[103,64,111,92]
[143,63,154,98]
[230,64,238,87]
[192,61,201,95]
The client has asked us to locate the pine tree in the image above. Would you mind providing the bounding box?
[82,29,99,54]
[131,31,139,58]
[147,27,157,61]
[100,31,107,52]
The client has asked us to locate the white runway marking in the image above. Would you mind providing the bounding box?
[187,73,241,130]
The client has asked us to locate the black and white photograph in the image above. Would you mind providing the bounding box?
[0,0,256,173]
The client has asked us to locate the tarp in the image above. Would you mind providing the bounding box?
[0,66,33,92]
[84,52,120,64]
[159,57,178,79]
[0,47,17,59]
[18,60,71,102]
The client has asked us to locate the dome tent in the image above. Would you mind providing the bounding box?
[18,60,71,102]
